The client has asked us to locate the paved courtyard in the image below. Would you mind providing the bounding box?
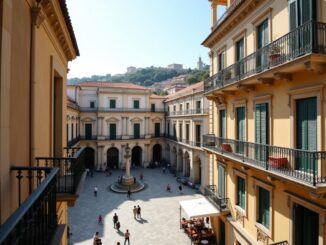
[68,168,203,245]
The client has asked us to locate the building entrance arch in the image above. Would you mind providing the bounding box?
[132,146,142,167]
[107,147,119,169]
[85,147,95,169]
[152,144,162,162]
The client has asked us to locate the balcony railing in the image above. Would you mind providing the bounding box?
[167,108,209,116]
[205,21,326,92]
[203,135,326,186]
[212,0,245,31]
[80,135,97,140]
[204,185,230,212]
[67,136,80,147]
[35,147,87,194]
[150,133,165,138]
[0,167,58,244]
[165,135,201,147]
[79,107,165,113]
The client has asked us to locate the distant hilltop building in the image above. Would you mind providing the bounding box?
[197,57,205,70]
[162,74,189,94]
[126,66,137,74]
[167,63,183,71]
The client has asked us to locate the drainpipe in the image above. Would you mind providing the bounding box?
[29,1,44,165]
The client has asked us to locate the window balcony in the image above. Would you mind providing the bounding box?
[204,185,230,213]
[79,107,165,113]
[204,21,326,94]
[167,108,209,117]
[203,135,326,187]
[0,167,59,244]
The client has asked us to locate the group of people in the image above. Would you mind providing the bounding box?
[166,184,183,194]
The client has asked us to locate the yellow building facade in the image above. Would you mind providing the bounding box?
[0,0,79,244]
[203,0,326,244]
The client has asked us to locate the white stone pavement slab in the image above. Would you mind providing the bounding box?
[68,168,203,245]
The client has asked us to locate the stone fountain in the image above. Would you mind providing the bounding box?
[110,143,145,193]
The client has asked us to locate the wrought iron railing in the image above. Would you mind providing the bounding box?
[205,21,326,92]
[80,135,97,140]
[204,185,230,212]
[36,147,86,194]
[165,135,202,148]
[79,107,165,112]
[269,241,288,245]
[167,108,209,116]
[0,167,58,244]
[203,135,326,186]
[150,133,166,138]
[212,0,245,31]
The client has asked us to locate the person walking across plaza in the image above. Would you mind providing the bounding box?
[98,215,103,225]
[127,189,131,199]
[178,185,183,194]
[94,186,98,197]
[133,206,137,219]
[93,231,102,245]
[116,221,121,231]
[124,229,130,245]
[113,213,118,228]
[137,205,141,219]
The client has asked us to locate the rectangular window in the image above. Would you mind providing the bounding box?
[66,123,69,144]
[257,19,269,70]
[85,123,92,140]
[236,38,244,76]
[195,124,201,146]
[133,123,140,139]
[167,122,170,136]
[218,164,225,198]
[255,103,269,161]
[186,124,190,141]
[109,124,116,140]
[173,124,176,137]
[109,99,116,108]
[174,105,176,111]
[71,123,74,140]
[151,103,155,112]
[133,100,140,109]
[237,177,245,210]
[179,104,183,112]
[179,123,183,140]
[155,123,160,137]
[186,103,190,110]
[90,101,95,108]
[219,109,226,138]
[289,0,316,30]
[258,187,270,229]
[218,51,225,71]
[236,107,245,154]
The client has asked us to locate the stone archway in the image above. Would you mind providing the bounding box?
[177,149,183,172]
[132,146,142,167]
[183,151,190,177]
[152,144,162,162]
[85,147,95,169]
[107,147,119,169]
[193,156,201,184]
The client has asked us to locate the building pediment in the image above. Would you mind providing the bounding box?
[106,117,120,123]
[130,117,143,123]
[81,116,96,122]
[151,116,162,123]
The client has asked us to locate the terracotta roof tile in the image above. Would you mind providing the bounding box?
[77,81,151,91]
[165,81,204,100]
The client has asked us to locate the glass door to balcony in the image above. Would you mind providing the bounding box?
[293,203,318,245]
[155,123,160,137]
[236,38,244,78]
[134,123,140,139]
[109,124,116,140]
[256,19,269,72]
[295,97,317,174]
[236,107,245,154]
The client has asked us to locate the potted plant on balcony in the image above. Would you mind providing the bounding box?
[269,44,281,64]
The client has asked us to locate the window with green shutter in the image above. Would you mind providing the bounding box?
[218,164,225,198]
[258,187,270,229]
[134,123,140,139]
[219,109,226,138]
[218,51,225,71]
[196,125,201,146]
[109,99,116,109]
[133,100,140,109]
[155,123,160,137]
[236,38,244,76]
[85,124,92,140]
[237,177,245,210]
[255,103,269,161]
[296,97,317,173]
[236,107,245,154]
[109,124,116,140]
[151,103,155,112]
[256,19,269,70]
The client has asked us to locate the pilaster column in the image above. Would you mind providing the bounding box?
[211,1,218,27]
[145,117,150,138]
[121,117,125,135]
[125,117,129,136]
[97,117,102,136]
[101,118,104,136]
[97,145,104,170]
[145,144,150,163]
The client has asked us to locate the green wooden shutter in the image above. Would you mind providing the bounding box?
[218,165,225,198]
[237,107,245,154]
[134,123,140,138]
[134,100,139,109]
[186,124,190,140]
[155,123,160,137]
[237,177,245,209]
[300,0,316,24]
[196,125,201,145]
[110,124,116,140]
[289,0,298,30]
[296,97,317,172]
[259,187,270,229]
[110,99,116,108]
[85,124,92,139]
[220,110,226,138]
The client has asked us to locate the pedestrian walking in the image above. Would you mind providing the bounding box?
[133,206,137,219]
[178,185,183,194]
[124,229,130,245]
[139,172,143,180]
[86,168,90,177]
[116,221,121,231]
[113,213,118,228]
[127,189,131,199]
[137,205,141,219]
[94,186,98,197]
[166,184,171,192]
[98,215,102,225]
[93,231,102,245]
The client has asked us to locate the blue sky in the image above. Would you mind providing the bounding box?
[66,0,224,78]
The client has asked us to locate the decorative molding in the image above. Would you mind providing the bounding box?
[130,117,143,123]
[257,227,269,244]
[257,78,274,86]
[273,72,292,82]
[32,6,45,28]
[304,61,326,74]
[105,117,120,123]
[81,117,96,122]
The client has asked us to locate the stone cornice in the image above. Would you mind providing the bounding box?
[41,0,78,61]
